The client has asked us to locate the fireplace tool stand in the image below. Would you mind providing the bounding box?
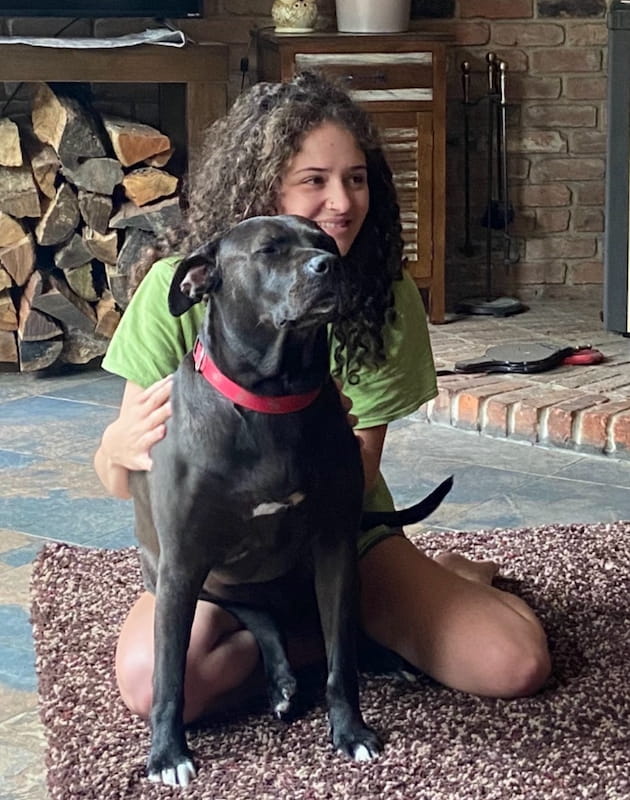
[457,53,525,317]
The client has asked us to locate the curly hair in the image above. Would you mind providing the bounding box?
[136,71,405,381]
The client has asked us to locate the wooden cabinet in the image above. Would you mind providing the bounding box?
[254,30,450,323]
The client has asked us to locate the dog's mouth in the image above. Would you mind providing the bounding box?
[274,298,339,329]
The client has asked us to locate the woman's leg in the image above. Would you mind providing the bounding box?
[359,535,551,698]
[115,591,261,723]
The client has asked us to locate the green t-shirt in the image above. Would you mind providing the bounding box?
[102,257,437,515]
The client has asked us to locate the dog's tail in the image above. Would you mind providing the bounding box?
[360,475,453,530]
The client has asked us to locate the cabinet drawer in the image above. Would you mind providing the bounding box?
[294,52,434,102]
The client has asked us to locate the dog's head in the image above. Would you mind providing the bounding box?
[168,215,347,331]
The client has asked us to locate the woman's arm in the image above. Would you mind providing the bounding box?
[94,376,173,499]
[354,424,388,494]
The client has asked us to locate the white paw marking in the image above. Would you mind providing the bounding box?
[353,744,375,762]
[148,759,196,787]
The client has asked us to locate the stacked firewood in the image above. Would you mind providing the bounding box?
[0,82,182,372]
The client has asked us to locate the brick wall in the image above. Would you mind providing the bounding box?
[409,0,609,307]
[0,0,610,307]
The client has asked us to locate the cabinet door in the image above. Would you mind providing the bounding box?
[370,110,433,282]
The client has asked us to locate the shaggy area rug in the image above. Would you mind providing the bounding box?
[31,524,630,800]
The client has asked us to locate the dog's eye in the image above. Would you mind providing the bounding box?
[256,236,288,255]
[257,244,278,255]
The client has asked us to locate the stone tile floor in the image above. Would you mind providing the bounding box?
[2,298,630,799]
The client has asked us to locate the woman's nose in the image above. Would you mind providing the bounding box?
[326,180,352,213]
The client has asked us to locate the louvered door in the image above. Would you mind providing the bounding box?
[372,110,433,281]
[254,31,448,323]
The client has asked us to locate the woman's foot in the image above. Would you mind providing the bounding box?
[434,552,499,586]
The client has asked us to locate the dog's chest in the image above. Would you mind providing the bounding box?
[159,371,361,584]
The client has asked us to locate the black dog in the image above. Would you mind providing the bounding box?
[130,214,451,787]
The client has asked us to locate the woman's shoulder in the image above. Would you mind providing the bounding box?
[135,255,182,294]
[101,256,202,387]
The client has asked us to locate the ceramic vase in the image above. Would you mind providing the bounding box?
[271,0,319,33]
[335,0,411,33]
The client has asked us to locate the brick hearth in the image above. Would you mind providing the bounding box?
[423,297,630,459]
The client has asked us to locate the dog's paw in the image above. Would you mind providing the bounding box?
[270,675,298,719]
[333,723,382,762]
[147,751,197,787]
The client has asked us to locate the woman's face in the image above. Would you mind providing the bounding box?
[276,122,369,256]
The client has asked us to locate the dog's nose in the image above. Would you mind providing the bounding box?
[305,254,333,275]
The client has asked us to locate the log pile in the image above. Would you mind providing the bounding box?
[0,82,182,372]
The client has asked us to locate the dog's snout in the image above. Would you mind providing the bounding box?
[306,254,334,275]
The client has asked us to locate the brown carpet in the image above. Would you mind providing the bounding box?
[31,524,630,800]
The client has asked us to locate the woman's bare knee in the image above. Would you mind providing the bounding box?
[115,591,262,723]
[359,536,552,699]
[484,625,551,699]
[116,643,154,719]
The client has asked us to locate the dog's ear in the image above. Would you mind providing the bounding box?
[168,241,222,317]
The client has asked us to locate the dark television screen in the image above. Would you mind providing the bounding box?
[0,0,202,16]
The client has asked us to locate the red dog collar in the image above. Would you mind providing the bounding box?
[193,338,321,414]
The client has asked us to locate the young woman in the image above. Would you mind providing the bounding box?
[94,72,550,723]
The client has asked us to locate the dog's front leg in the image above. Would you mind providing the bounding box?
[147,558,206,787]
[312,534,382,761]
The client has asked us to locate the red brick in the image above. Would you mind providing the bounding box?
[534,210,571,234]
[526,236,597,260]
[455,380,530,429]
[576,401,630,452]
[483,387,536,437]
[510,76,562,100]
[513,260,567,284]
[574,182,605,205]
[460,0,533,19]
[224,0,266,13]
[564,77,607,101]
[610,411,630,456]
[492,22,564,46]
[177,16,264,43]
[530,158,604,182]
[522,105,597,128]
[544,395,609,447]
[448,22,491,45]
[570,130,606,154]
[531,48,602,73]
[510,130,567,154]
[565,22,608,47]
[566,260,603,284]
[573,209,604,233]
[511,389,577,442]
[516,184,571,207]
[428,386,455,424]
[510,210,537,235]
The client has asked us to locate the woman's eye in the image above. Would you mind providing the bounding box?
[349,173,366,186]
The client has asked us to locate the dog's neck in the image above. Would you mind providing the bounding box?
[195,307,331,412]
[193,338,323,413]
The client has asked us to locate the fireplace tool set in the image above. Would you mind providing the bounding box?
[456,52,525,317]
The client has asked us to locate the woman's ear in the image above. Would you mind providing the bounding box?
[167,241,221,316]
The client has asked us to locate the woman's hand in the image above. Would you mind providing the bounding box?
[94,376,173,498]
